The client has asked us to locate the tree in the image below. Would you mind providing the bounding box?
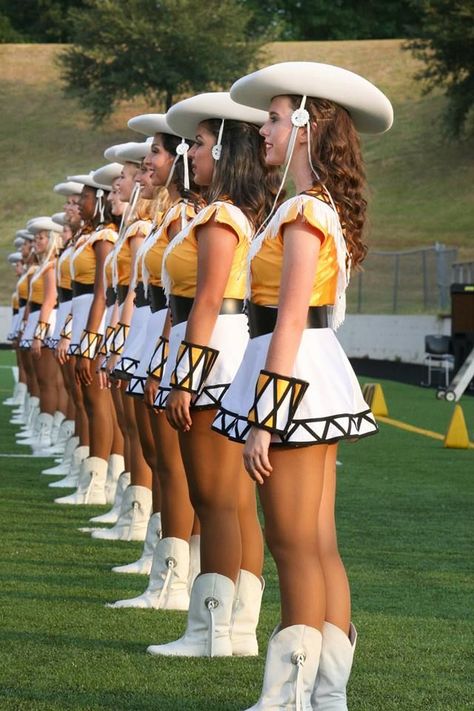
[405,0,474,137]
[0,0,83,42]
[57,0,270,124]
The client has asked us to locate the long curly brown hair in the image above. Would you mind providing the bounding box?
[289,96,368,268]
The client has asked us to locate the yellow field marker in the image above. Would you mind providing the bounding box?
[362,383,389,417]
[377,412,474,449]
[444,404,471,449]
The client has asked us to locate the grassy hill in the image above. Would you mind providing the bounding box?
[0,40,473,304]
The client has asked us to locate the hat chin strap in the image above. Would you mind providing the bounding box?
[211,119,225,161]
[165,138,190,192]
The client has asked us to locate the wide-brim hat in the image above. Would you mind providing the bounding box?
[53,181,84,197]
[230,62,393,134]
[8,252,22,264]
[52,212,66,226]
[92,162,123,189]
[128,113,179,138]
[28,217,64,234]
[67,171,111,191]
[104,140,152,165]
[14,236,24,248]
[16,229,34,242]
[166,92,269,140]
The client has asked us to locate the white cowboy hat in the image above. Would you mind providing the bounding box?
[8,252,22,264]
[52,212,66,226]
[128,113,179,137]
[166,92,268,139]
[53,181,84,196]
[230,61,393,134]
[14,237,24,248]
[66,171,111,191]
[16,229,34,242]
[104,139,153,165]
[28,217,64,234]
[92,162,123,189]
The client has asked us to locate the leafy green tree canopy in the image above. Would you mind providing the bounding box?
[0,0,83,42]
[58,0,268,124]
[405,0,474,137]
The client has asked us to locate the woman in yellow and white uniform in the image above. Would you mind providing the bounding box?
[146,93,278,659]
[213,62,393,709]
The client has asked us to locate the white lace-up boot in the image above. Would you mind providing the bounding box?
[311,622,357,710]
[54,456,107,505]
[112,512,161,574]
[91,485,151,540]
[16,398,40,441]
[109,536,190,609]
[5,381,27,407]
[188,534,201,593]
[230,570,265,657]
[49,411,65,446]
[42,418,74,456]
[244,625,322,711]
[88,471,130,524]
[104,454,125,504]
[147,573,234,657]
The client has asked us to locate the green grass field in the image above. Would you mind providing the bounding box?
[0,348,472,710]
[1,40,473,304]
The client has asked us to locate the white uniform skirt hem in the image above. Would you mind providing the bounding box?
[68,293,104,356]
[154,313,249,410]
[126,308,167,398]
[114,305,152,380]
[49,300,72,348]
[212,328,378,447]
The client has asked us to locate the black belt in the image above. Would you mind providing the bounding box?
[30,302,41,312]
[19,298,27,308]
[13,308,18,315]
[72,280,94,296]
[116,284,129,305]
[247,301,329,338]
[58,287,73,303]
[134,281,149,308]
[149,285,167,313]
[106,286,116,307]
[170,295,244,325]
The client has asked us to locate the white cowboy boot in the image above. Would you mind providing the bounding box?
[230,570,265,657]
[188,534,201,593]
[109,536,190,609]
[147,573,234,657]
[104,454,125,504]
[42,418,75,456]
[91,485,152,540]
[112,512,161,574]
[33,412,54,450]
[244,624,322,710]
[311,622,357,710]
[6,381,27,407]
[54,456,107,505]
[88,471,130,524]
[42,436,79,476]
[49,411,65,446]
[47,442,87,486]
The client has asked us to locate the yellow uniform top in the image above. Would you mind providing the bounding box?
[58,244,74,290]
[144,202,196,288]
[73,226,117,285]
[30,261,55,304]
[12,291,19,310]
[116,219,152,286]
[251,194,340,307]
[17,271,30,301]
[163,202,252,299]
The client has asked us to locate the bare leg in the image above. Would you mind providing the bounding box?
[110,383,127,462]
[151,409,194,539]
[66,357,89,445]
[238,466,264,577]
[178,409,252,582]
[81,357,113,460]
[134,397,160,510]
[21,350,39,398]
[34,347,59,414]
[258,444,328,630]
[318,444,351,635]
[120,385,152,489]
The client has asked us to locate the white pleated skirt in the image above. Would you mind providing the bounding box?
[212,327,378,447]
[19,311,40,349]
[114,305,152,380]
[154,313,249,410]
[49,300,72,347]
[14,306,26,339]
[126,308,168,398]
[44,308,58,348]
[8,312,20,340]
[68,293,104,356]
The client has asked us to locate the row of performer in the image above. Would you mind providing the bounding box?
[5,60,393,709]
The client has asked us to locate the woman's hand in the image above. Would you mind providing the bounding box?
[166,389,192,432]
[243,427,273,485]
[144,376,159,409]
[97,360,110,390]
[76,357,93,386]
[56,337,70,365]
[31,338,42,360]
